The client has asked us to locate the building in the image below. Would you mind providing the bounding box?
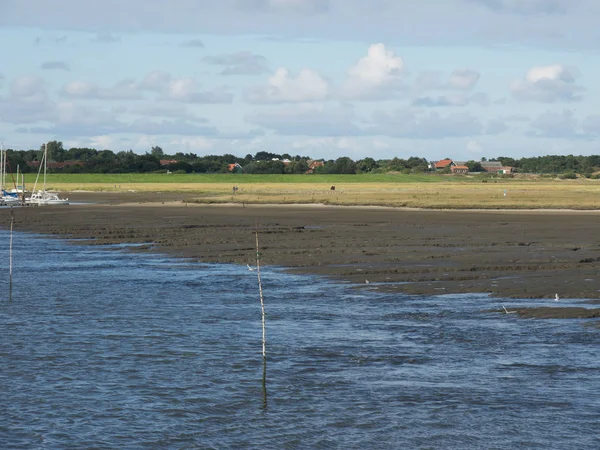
[159,159,178,166]
[451,165,469,174]
[481,161,513,174]
[227,163,243,172]
[306,160,324,174]
[434,159,455,170]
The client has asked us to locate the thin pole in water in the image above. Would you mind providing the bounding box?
[255,222,266,359]
[255,221,268,409]
[9,206,14,294]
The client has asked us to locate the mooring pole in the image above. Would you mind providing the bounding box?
[255,225,266,359]
[9,206,14,294]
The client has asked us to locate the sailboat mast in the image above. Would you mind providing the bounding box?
[43,143,47,194]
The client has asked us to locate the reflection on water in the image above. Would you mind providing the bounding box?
[1,231,599,449]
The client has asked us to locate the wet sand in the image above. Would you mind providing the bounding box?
[2,191,600,320]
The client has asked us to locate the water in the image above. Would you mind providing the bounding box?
[1,231,599,449]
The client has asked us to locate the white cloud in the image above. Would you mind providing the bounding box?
[486,119,509,134]
[204,51,270,75]
[245,103,358,135]
[291,136,360,151]
[369,109,484,139]
[448,69,480,90]
[170,137,215,150]
[581,115,600,136]
[412,92,490,107]
[466,139,483,153]
[341,43,405,100]
[527,109,585,138]
[89,135,115,149]
[244,67,330,103]
[10,76,46,98]
[465,0,569,15]
[60,72,233,103]
[510,64,584,102]
[61,79,142,100]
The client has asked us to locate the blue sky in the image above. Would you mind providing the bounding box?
[1,0,599,160]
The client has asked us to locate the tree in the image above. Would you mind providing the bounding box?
[465,160,484,172]
[43,140,65,162]
[151,146,164,159]
[356,157,377,173]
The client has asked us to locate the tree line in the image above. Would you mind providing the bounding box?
[2,141,600,176]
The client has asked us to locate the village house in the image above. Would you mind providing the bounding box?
[227,162,243,172]
[433,159,455,171]
[481,161,513,174]
[305,160,324,174]
[451,165,469,174]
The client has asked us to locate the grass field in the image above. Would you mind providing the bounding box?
[12,173,600,209]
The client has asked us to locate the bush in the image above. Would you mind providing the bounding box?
[559,171,577,179]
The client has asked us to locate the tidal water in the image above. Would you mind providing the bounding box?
[1,230,599,449]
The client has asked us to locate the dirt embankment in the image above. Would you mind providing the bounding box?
[2,191,600,320]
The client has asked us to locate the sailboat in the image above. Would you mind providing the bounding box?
[1,143,20,206]
[26,143,69,206]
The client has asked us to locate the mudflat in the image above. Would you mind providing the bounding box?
[2,191,600,320]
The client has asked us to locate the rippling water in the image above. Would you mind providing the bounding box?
[1,230,599,449]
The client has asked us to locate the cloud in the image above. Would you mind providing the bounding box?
[128,102,208,121]
[526,109,585,138]
[3,1,600,51]
[61,79,142,100]
[510,64,584,102]
[169,137,215,151]
[341,43,405,100]
[466,139,484,153]
[368,109,484,139]
[236,0,330,14]
[411,92,490,107]
[34,35,67,45]
[40,61,70,71]
[244,67,330,103]
[245,103,359,136]
[204,51,270,75]
[448,69,480,90]
[486,119,509,134]
[0,76,55,124]
[581,115,600,136]
[60,72,234,103]
[91,32,120,43]
[465,0,569,15]
[180,39,204,48]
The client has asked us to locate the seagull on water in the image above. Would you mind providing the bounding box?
[365,279,370,284]
[555,293,560,302]
[247,264,255,272]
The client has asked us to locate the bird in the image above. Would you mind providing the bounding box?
[365,279,370,284]
[555,293,560,301]
[247,264,255,272]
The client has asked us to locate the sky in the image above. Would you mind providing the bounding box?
[1,0,600,160]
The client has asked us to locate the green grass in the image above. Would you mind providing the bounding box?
[17,173,449,184]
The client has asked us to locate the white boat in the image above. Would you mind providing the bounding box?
[27,191,69,205]
[26,143,69,206]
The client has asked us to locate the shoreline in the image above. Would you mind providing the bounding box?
[2,191,600,320]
